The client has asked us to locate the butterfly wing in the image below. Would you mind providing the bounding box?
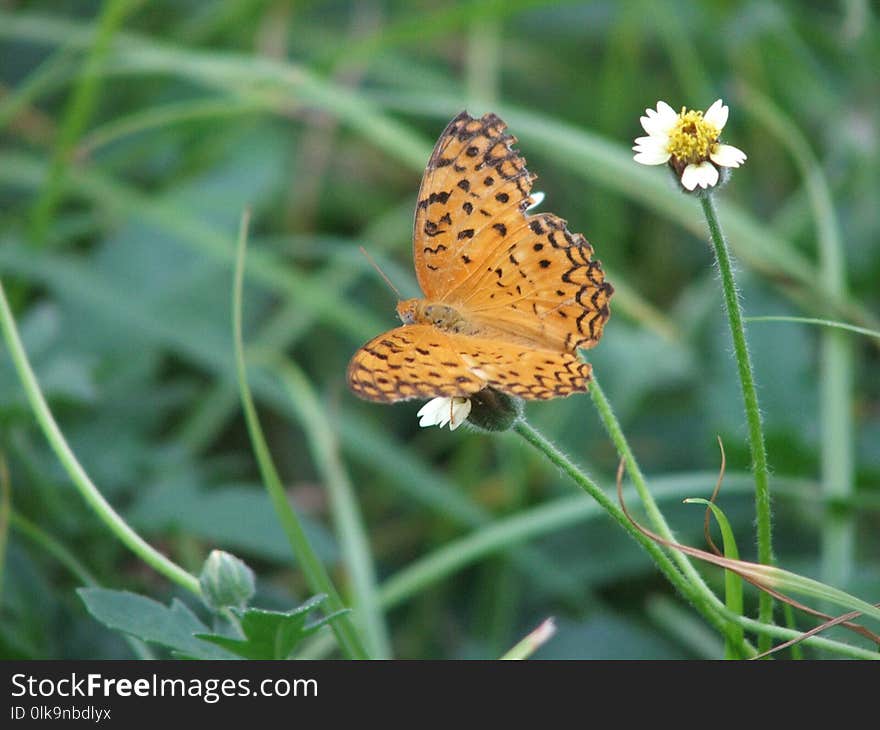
[347,325,590,403]
[413,111,612,353]
[457,211,613,352]
[413,111,535,300]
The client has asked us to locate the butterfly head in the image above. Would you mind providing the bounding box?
[396,298,420,324]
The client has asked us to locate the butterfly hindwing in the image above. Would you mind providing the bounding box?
[347,326,485,402]
[347,325,591,403]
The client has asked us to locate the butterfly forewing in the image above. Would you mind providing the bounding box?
[412,112,612,353]
[413,112,534,301]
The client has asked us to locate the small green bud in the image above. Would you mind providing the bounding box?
[199,549,255,611]
[465,388,523,432]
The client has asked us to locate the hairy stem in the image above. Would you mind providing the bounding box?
[701,193,775,651]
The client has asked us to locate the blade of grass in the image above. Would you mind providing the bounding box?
[465,14,500,110]
[315,0,560,68]
[0,11,429,170]
[499,618,556,660]
[684,498,745,658]
[746,316,880,341]
[77,96,268,157]
[271,359,391,659]
[231,210,368,660]
[29,0,141,245]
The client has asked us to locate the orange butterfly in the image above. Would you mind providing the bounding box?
[348,111,613,403]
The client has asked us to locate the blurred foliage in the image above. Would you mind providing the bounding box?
[0,0,878,659]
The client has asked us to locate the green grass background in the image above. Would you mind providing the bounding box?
[0,0,877,659]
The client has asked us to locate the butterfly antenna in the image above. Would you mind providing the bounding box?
[359,246,402,299]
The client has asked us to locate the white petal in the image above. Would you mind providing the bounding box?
[680,161,719,190]
[526,191,545,211]
[704,99,729,130]
[639,100,678,137]
[448,398,472,430]
[632,135,659,148]
[631,139,663,154]
[655,100,677,119]
[633,148,671,165]
[710,144,747,168]
[417,397,452,428]
[638,116,662,137]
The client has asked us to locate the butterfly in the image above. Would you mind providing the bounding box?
[347,111,613,403]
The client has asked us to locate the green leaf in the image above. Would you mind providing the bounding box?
[195,595,343,660]
[684,498,745,658]
[78,587,237,659]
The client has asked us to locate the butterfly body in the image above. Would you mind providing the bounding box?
[397,298,520,341]
[397,299,471,332]
[348,111,613,404]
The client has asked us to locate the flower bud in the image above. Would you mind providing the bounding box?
[199,549,255,611]
[465,388,523,432]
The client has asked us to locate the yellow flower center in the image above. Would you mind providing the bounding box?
[666,108,719,165]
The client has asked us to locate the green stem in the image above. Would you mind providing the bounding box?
[231,213,369,660]
[701,193,775,651]
[513,418,753,657]
[0,278,201,596]
[589,379,722,597]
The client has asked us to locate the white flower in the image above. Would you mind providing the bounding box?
[633,99,747,191]
[526,191,545,211]
[416,397,471,431]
